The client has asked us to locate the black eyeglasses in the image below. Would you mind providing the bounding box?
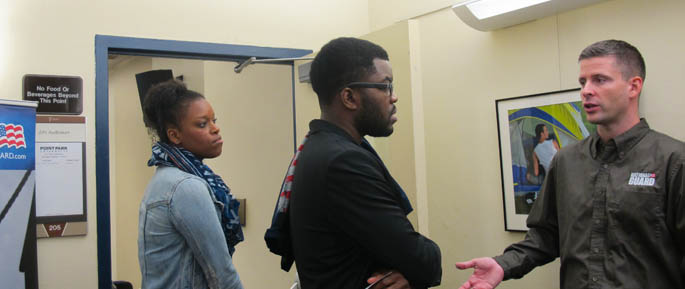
[346,82,393,96]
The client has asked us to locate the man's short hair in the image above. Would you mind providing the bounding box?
[309,37,389,107]
[579,39,646,80]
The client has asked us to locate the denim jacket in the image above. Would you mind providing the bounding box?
[138,166,244,289]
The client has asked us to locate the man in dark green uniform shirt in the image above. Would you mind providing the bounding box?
[456,40,685,289]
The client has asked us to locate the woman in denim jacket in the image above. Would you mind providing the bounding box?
[138,80,244,289]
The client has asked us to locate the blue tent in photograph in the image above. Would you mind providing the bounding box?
[508,102,591,195]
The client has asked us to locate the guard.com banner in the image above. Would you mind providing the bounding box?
[0,99,38,289]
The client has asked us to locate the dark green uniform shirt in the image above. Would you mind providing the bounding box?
[494,119,685,289]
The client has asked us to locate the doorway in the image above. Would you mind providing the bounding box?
[95,35,311,289]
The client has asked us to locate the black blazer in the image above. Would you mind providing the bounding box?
[289,120,442,289]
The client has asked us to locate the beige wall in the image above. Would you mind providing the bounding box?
[362,21,422,229]
[418,12,562,289]
[2,1,369,289]
[151,58,206,94]
[293,58,320,142]
[108,55,154,285]
[368,0,456,31]
[374,0,685,288]
[203,61,296,288]
[5,0,685,288]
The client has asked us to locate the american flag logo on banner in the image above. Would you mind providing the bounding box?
[0,123,27,149]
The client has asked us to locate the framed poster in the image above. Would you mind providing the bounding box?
[496,88,596,231]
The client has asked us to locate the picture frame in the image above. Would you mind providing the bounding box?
[496,88,595,231]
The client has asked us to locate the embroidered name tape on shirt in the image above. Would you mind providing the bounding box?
[628,172,655,186]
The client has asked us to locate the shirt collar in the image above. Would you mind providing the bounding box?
[308,119,378,153]
[309,119,358,143]
[590,118,650,160]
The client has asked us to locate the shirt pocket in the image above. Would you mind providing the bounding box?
[609,185,665,241]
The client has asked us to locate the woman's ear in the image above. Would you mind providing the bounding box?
[167,127,182,145]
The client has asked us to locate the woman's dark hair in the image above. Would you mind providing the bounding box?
[534,124,546,145]
[142,79,204,143]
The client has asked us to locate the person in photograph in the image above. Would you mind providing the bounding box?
[531,124,559,178]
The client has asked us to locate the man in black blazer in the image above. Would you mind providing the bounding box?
[288,37,442,289]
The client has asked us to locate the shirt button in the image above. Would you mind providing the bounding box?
[592,277,598,282]
[593,248,599,253]
[595,219,601,225]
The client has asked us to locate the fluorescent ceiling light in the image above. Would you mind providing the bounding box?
[452,0,608,31]
[464,0,551,20]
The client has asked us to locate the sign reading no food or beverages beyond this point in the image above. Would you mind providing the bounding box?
[23,75,83,114]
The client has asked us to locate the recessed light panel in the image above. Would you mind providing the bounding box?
[466,0,551,20]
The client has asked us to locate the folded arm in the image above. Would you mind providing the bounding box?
[327,150,442,287]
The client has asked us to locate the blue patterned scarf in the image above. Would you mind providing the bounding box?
[148,141,244,255]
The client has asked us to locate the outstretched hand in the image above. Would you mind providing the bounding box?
[455,257,504,289]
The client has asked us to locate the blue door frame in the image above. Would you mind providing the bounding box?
[95,35,311,289]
